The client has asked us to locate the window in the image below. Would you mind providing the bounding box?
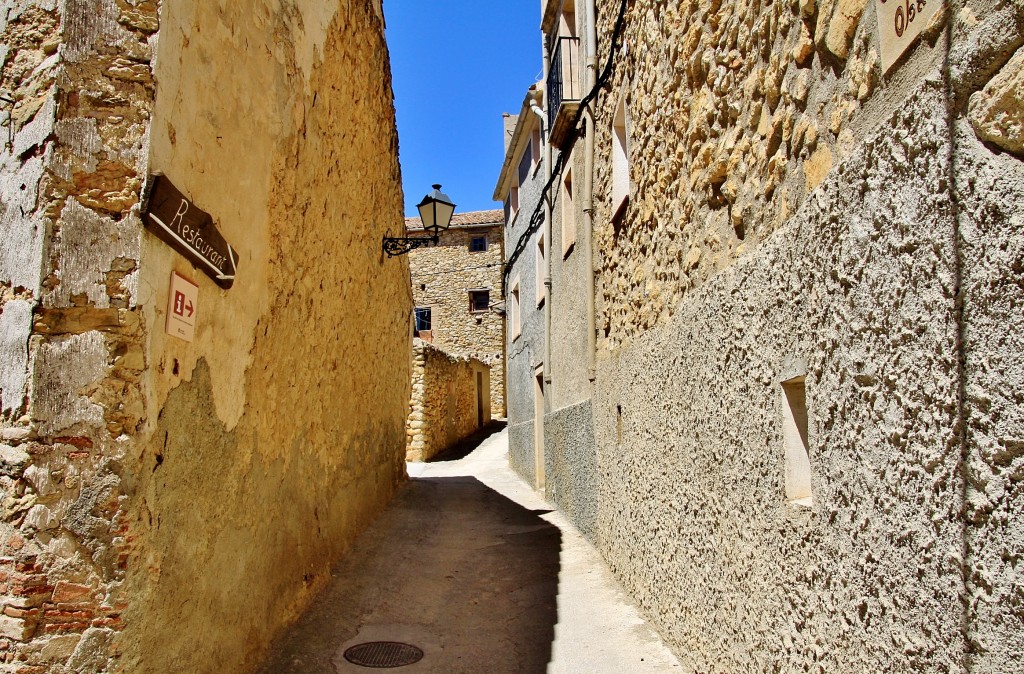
[612,92,630,219]
[413,307,431,334]
[535,232,546,307]
[469,289,490,313]
[510,277,521,340]
[531,126,542,174]
[782,376,813,508]
[518,142,533,186]
[561,159,575,256]
[469,236,488,253]
[509,183,520,223]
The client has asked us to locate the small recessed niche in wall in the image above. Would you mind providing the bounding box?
[616,405,623,445]
[782,376,813,508]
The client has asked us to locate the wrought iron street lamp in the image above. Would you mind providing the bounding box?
[383,184,456,257]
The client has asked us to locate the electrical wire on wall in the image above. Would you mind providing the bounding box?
[410,262,502,278]
[502,0,630,291]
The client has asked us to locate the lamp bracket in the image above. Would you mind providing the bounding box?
[382,234,439,257]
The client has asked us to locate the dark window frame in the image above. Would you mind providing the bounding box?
[414,307,432,332]
[469,235,488,253]
[469,290,490,314]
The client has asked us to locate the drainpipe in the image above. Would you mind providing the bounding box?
[530,101,553,387]
[584,0,598,382]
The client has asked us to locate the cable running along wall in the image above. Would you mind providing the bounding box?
[502,0,630,291]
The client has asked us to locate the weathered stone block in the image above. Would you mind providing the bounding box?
[969,45,1024,157]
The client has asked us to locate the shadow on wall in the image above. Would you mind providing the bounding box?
[255,473,560,674]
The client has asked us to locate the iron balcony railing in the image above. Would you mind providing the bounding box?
[547,36,582,132]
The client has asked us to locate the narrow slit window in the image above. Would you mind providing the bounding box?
[510,278,521,340]
[562,160,575,256]
[611,93,630,219]
[535,232,546,307]
[782,376,813,507]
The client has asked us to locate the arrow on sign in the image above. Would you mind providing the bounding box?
[185,299,194,317]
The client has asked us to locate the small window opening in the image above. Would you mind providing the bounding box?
[509,184,520,223]
[782,376,813,507]
[611,93,630,220]
[469,236,488,253]
[414,307,432,335]
[616,404,622,444]
[469,290,490,313]
[535,233,546,307]
[510,279,522,340]
[561,161,575,257]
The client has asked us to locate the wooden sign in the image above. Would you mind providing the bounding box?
[165,272,198,342]
[143,175,238,289]
[876,0,944,73]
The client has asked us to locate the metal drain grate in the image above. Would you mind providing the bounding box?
[343,641,424,669]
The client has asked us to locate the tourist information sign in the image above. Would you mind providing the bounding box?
[143,175,238,289]
[165,272,198,342]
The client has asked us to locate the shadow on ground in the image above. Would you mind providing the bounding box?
[427,419,508,463]
[255,454,559,673]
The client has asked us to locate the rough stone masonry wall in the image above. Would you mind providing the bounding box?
[0,1,409,673]
[0,0,157,670]
[406,340,489,462]
[582,0,1024,672]
[409,221,505,417]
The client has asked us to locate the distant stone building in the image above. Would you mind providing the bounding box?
[499,0,1024,673]
[406,340,492,462]
[406,209,506,417]
[0,1,409,673]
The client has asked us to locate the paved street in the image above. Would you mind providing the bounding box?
[257,425,684,673]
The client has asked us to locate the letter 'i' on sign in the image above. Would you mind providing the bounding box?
[166,272,199,342]
[875,0,944,73]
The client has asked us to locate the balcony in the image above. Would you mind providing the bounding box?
[546,36,582,148]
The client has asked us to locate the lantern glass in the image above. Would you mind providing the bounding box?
[417,184,456,237]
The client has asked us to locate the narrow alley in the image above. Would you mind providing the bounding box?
[256,426,683,674]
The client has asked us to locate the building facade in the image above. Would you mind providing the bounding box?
[499,0,1024,672]
[0,1,410,672]
[407,210,506,417]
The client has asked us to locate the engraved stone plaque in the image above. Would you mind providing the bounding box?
[876,0,944,73]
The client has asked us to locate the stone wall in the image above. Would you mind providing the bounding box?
[0,1,408,672]
[407,213,506,417]
[407,339,491,462]
[0,0,159,669]
[571,0,1024,671]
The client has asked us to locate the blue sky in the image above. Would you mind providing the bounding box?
[385,2,541,216]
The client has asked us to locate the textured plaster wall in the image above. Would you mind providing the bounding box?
[119,1,410,673]
[504,148,547,486]
[408,219,505,416]
[569,0,1024,671]
[543,399,597,542]
[594,82,964,672]
[955,15,1024,670]
[547,145,592,411]
[406,340,490,462]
